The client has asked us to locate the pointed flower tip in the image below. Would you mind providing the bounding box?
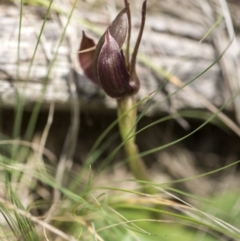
[142,0,147,12]
[107,7,129,49]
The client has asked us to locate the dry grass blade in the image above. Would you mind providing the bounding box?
[218,0,240,125]
[0,197,78,241]
[199,0,240,125]
[37,102,55,164]
[172,75,240,136]
[156,186,240,235]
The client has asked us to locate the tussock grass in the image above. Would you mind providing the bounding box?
[0,0,240,240]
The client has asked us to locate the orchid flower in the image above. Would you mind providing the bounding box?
[78,0,147,98]
[78,0,154,193]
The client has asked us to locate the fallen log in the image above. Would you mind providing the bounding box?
[0,0,239,116]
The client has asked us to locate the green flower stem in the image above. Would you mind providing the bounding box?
[117,95,156,194]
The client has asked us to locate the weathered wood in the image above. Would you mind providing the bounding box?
[0,0,239,114]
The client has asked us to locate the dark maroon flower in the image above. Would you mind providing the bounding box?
[78,0,147,98]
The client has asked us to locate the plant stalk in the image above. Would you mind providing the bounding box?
[117,95,156,194]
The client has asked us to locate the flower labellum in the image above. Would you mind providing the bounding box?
[78,0,147,98]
